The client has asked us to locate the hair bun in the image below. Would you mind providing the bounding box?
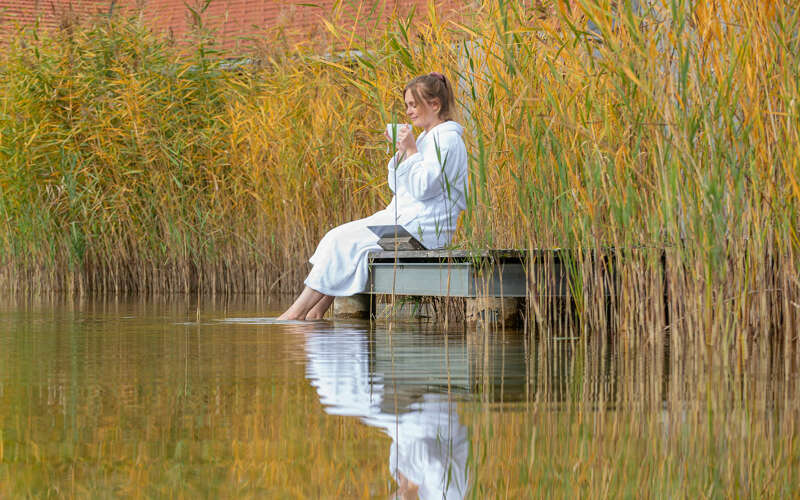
[429,72,447,86]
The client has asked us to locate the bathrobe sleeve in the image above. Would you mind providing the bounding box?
[388,132,463,201]
[387,152,413,194]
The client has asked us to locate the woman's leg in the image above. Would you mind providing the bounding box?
[305,295,335,320]
[287,209,392,321]
[277,286,328,320]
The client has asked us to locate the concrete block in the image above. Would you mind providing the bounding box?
[373,296,434,320]
[466,297,523,328]
[333,294,371,319]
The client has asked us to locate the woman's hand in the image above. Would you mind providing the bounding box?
[385,125,417,157]
[396,126,418,156]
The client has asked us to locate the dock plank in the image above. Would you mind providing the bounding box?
[369,249,528,262]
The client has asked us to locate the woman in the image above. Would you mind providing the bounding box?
[278,72,468,321]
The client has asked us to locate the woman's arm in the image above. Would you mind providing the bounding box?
[386,127,418,194]
[387,151,420,193]
[395,133,466,201]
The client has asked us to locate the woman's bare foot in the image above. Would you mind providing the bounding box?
[276,311,303,321]
[278,286,331,321]
[389,472,419,499]
[304,296,334,320]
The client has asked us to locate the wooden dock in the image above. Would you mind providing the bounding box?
[329,247,671,328]
[333,249,577,325]
[367,249,570,298]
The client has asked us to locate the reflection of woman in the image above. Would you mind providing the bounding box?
[304,327,469,499]
[382,395,469,500]
[279,73,468,320]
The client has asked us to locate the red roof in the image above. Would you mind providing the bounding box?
[1,0,463,50]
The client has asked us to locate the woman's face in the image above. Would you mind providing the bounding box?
[404,88,440,131]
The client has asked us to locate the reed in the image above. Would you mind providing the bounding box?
[0,0,797,352]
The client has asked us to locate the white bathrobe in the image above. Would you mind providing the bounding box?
[304,120,468,296]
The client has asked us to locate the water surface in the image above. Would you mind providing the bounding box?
[1,296,797,498]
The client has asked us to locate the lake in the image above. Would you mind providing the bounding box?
[1,296,797,498]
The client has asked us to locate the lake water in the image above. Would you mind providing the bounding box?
[1,296,797,498]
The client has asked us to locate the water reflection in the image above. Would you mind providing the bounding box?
[2,296,798,497]
[304,324,470,499]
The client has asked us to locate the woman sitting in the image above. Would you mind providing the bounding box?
[278,72,468,320]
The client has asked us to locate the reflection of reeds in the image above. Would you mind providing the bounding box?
[0,296,798,495]
[0,297,393,497]
[466,317,800,498]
